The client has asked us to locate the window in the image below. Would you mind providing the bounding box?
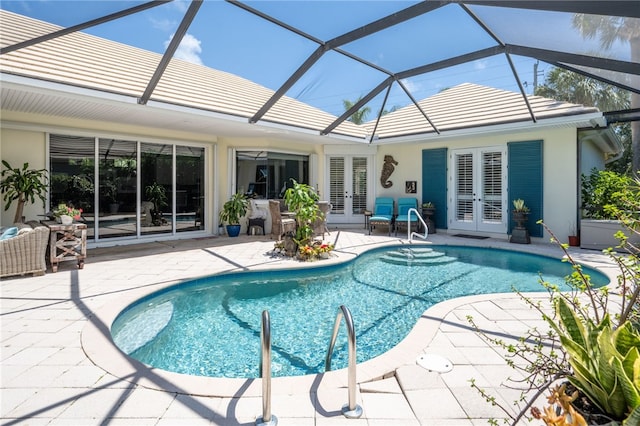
[236,150,309,198]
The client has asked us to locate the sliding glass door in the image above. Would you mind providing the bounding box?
[50,134,206,242]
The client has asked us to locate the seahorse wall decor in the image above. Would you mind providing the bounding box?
[380,155,398,188]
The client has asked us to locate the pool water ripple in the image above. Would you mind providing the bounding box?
[111,245,608,379]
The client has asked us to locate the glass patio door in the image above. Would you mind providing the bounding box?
[327,156,370,224]
[451,147,507,233]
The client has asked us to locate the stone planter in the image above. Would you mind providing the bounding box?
[60,214,73,225]
[580,219,639,251]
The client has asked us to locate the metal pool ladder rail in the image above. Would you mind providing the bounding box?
[256,310,277,426]
[325,305,363,419]
[408,207,428,243]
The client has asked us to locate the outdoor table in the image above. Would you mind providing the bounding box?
[41,221,87,272]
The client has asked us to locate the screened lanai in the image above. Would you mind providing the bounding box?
[0,0,638,143]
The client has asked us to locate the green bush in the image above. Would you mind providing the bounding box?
[581,169,635,219]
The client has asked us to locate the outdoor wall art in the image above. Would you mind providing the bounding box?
[380,155,398,188]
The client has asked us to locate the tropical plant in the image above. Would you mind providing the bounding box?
[342,96,371,124]
[572,13,640,174]
[144,182,168,225]
[219,192,248,225]
[512,198,530,213]
[102,176,120,205]
[0,160,49,223]
[534,67,632,174]
[468,210,640,424]
[531,384,588,426]
[581,169,635,219]
[283,179,320,247]
[547,298,640,420]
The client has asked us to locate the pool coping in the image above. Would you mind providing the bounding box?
[81,240,620,398]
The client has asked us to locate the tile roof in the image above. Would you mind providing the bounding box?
[0,10,603,142]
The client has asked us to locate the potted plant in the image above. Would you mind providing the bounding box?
[144,182,168,226]
[510,199,530,244]
[219,192,248,237]
[568,222,580,247]
[102,176,120,214]
[53,203,83,225]
[283,179,320,249]
[511,199,529,225]
[0,160,49,223]
[421,201,436,234]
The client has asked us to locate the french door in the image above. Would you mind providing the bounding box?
[450,147,507,233]
[327,156,370,224]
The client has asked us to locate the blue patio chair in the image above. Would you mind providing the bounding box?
[369,197,394,236]
[395,197,419,236]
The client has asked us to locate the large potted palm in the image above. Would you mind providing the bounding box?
[0,160,49,223]
[219,192,248,237]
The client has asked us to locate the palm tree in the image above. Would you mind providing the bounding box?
[535,67,630,112]
[572,14,640,174]
[535,68,631,173]
[342,97,371,125]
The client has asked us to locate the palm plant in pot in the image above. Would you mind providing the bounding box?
[0,160,49,223]
[219,192,248,237]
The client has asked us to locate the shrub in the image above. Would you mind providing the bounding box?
[581,169,635,219]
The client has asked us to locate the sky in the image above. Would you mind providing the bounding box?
[1,1,632,118]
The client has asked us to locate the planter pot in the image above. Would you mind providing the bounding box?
[580,219,639,251]
[60,215,73,225]
[226,224,241,237]
[568,235,580,247]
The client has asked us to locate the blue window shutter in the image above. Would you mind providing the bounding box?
[422,148,447,229]
[508,140,543,237]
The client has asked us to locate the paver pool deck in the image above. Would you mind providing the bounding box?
[1,228,619,425]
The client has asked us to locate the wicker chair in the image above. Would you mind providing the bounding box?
[312,201,332,239]
[268,200,296,240]
[0,222,50,278]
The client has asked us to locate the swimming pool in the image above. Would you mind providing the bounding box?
[111,245,608,379]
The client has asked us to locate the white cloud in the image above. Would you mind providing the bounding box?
[474,60,488,70]
[150,17,175,33]
[165,33,203,65]
[400,78,420,93]
[171,0,190,13]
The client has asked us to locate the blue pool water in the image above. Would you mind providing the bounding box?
[111,245,608,379]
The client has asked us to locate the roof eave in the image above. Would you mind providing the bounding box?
[372,112,608,145]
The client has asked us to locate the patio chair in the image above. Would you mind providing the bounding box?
[312,201,332,239]
[268,200,296,240]
[247,199,267,235]
[369,197,394,236]
[395,197,419,236]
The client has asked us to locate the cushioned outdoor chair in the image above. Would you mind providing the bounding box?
[0,222,50,278]
[268,200,296,240]
[395,197,419,236]
[369,197,394,236]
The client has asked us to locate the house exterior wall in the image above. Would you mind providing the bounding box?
[1,109,581,243]
[0,127,47,225]
[1,113,218,229]
[374,127,579,241]
[581,139,606,176]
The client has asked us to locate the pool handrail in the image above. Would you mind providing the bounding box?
[325,305,363,419]
[256,310,277,426]
[408,207,428,243]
